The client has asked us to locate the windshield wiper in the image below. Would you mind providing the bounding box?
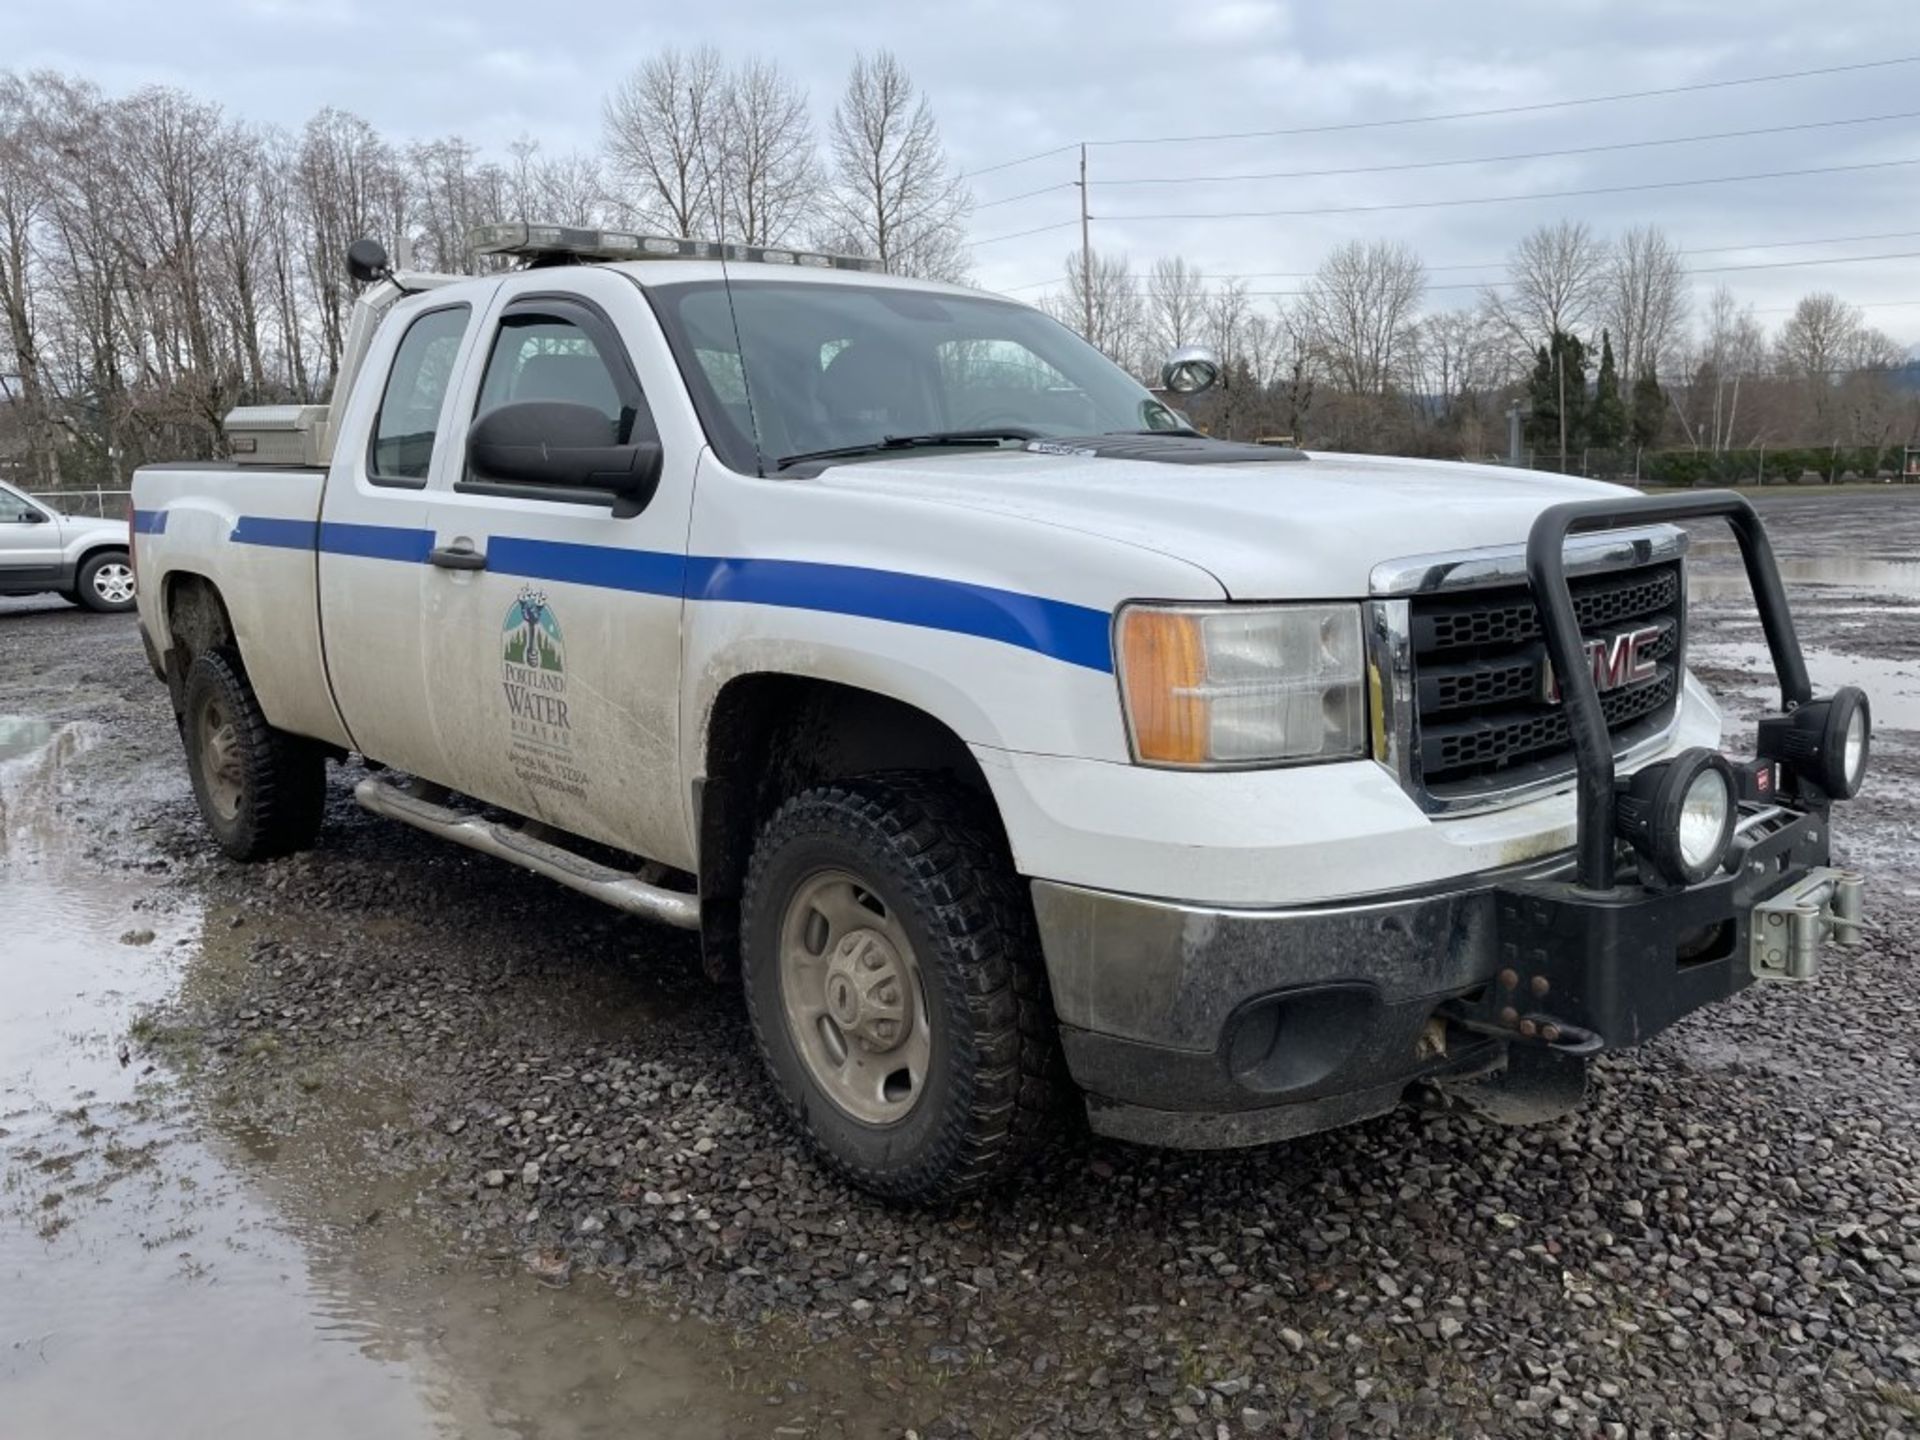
[774,428,1041,471]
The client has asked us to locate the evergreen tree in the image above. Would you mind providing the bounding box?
[1629,366,1665,452]
[1591,330,1627,450]
[1524,330,1589,469]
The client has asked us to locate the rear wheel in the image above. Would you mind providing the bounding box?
[75,551,136,612]
[182,651,327,860]
[741,775,1056,1202]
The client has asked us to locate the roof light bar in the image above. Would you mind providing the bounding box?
[468,222,887,272]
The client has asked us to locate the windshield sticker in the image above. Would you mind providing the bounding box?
[501,588,587,802]
[1024,441,1098,457]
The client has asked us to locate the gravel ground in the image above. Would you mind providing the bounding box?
[4,491,1919,1439]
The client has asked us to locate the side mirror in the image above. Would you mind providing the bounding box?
[466,401,664,518]
[1162,345,1223,395]
[346,237,392,285]
[20,508,50,524]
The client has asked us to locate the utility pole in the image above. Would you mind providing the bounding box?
[1557,343,1568,474]
[1078,143,1093,340]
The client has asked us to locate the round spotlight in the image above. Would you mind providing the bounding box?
[1757,686,1872,800]
[1616,748,1739,886]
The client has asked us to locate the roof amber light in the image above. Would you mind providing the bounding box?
[467,222,887,272]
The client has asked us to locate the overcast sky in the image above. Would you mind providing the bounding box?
[14,0,1920,346]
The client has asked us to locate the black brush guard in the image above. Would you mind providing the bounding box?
[1530,489,1813,890]
[1447,490,1830,1062]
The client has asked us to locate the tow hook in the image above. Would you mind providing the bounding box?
[1750,867,1864,981]
[1440,991,1606,1058]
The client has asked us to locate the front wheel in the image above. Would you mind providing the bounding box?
[181,651,327,860]
[75,550,136,612]
[741,776,1057,1203]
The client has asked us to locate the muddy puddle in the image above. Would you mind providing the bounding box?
[1687,641,1920,731]
[0,720,876,1439]
[1686,546,1920,602]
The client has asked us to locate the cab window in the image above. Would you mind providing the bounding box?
[475,313,628,434]
[0,488,45,523]
[370,305,470,485]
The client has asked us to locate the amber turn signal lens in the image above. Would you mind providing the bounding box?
[1117,608,1208,764]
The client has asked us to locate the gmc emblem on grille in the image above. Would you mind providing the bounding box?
[1541,624,1662,704]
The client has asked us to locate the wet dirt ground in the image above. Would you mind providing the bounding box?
[2,488,1918,1439]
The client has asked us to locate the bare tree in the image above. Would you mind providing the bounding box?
[1143,255,1206,363]
[823,51,969,280]
[1485,219,1610,353]
[0,73,57,485]
[1042,248,1141,363]
[717,59,817,245]
[1295,240,1426,395]
[1775,291,1870,377]
[1603,224,1688,383]
[602,46,727,238]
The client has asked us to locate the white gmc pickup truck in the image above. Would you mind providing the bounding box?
[131,225,1873,1201]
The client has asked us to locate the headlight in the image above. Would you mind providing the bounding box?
[1116,603,1367,767]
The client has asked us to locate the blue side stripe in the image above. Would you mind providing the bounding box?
[318,521,436,563]
[215,511,1114,673]
[132,508,168,535]
[230,515,319,549]
[687,556,1114,672]
[490,535,685,597]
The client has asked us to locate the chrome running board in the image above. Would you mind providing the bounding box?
[353,776,700,930]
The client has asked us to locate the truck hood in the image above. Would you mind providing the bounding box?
[809,448,1622,598]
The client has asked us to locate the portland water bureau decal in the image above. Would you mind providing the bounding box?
[500,587,588,801]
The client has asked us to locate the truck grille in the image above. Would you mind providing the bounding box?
[1406,561,1684,796]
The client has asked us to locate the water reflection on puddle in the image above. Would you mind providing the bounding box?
[0,720,794,1439]
[1688,549,1920,601]
[1690,641,1920,730]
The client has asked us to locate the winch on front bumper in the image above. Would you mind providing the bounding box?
[1036,491,1873,1148]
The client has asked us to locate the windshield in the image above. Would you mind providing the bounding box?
[645,279,1186,474]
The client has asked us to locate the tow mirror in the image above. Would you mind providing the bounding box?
[1161,345,1222,395]
[466,401,663,518]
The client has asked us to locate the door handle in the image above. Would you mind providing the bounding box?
[428,545,486,571]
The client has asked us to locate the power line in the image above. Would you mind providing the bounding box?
[956,55,1920,177]
[974,182,1078,213]
[993,229,1920,292]
[1079,111,1920,190]
[994,250,1920,303]
[960,143,1081,180]
[1092,157,1920,227]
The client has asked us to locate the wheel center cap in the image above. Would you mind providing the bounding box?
[824,928,909,1049]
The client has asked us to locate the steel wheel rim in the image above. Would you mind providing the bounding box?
[92,562,134,605]
[197,694,244,821]
[777,868,931,1126]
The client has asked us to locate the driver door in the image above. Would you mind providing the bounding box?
[415,268,698,871]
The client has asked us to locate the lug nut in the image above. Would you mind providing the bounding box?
[1541,1024,1561,1043]
[1499,968,1519,989]
[1518,1019,1538,1038]
[1499,1006,1519,1025]
[1530,975,1550,998]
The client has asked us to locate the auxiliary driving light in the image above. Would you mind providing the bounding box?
[1615,747,1739,886]
[1756,686,1872,800]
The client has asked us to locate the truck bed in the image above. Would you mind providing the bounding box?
[129,462,346,749]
